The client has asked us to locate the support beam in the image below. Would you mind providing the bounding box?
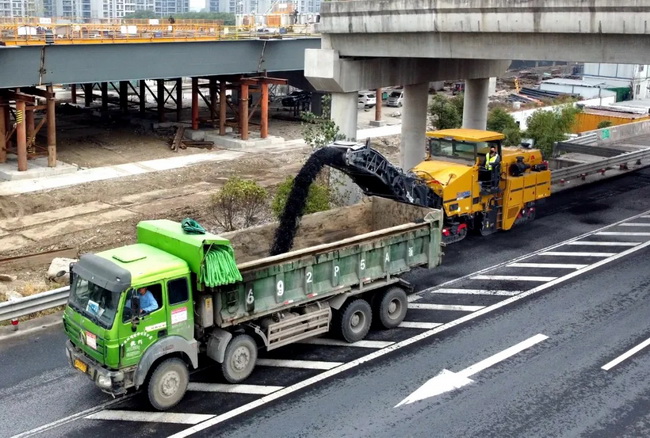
[47,85,56,167]
[330,92,358,140]
[191,77,199,130]
[84,83,93,107]
[310,92,323,116]
[157,79,165,123]
[120,81,128,113]
[176,78,183,122]
[401,82,429,170]
[219,80,227,135]
[0,102,6,163]
[16,100,27,171]
[374,87,382,122]
[260,82,269,138]
[101,82,108,112]
[209,77,217,125]
[26,106,35,152]
[240,83,249,140]
[139,80,146,114]
[462,78,490,130]
[71,84,77,104]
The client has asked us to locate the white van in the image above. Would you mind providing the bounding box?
[358,91,377,108]
[387,90,404,107]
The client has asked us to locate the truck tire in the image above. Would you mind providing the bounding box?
[337,299,372,343]
[222,334,257,383]
[374,287,408,329]
[147,358,189,411]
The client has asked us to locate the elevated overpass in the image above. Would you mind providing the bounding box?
[306,0,650,169]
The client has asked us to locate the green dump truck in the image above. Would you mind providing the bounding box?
[63,197,442,410]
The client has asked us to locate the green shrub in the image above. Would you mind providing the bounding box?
[597,120,613,129]
[210,177,268,231]
[272,176,331,219]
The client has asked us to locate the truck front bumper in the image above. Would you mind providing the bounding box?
[65,340,131,396]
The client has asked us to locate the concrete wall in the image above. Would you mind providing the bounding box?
[539,83,617,100]
[585,119,650,145]
[509,96,617,131]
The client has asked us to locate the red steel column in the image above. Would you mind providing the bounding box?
[84,83,93,107]
[70,84,77,104]
[0,101,6,163]
[26,106,35,153]
[139,80,146,114]
[209,77,217,125]
[260,82,269,138]
[191,77,199,130]
[219,80,226,135]
[375,87,382,121]
[101,82,108,112]
[16,100,27,171]
[47,85,56,167]
[240,83,249,140]
[157,79,165,122]
[176,78,183,122]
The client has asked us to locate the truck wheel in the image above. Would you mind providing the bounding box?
[374,287,408,329]
[148,358,189,411]
[222,334,257,383]
[338,299,372,343]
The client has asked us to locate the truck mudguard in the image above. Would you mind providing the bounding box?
[206,328,233,364]
[134,336,199,388]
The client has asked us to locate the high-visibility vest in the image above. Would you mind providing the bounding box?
[486,154,499,171]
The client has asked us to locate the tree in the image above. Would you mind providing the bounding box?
[271,176,330,218]
[210,177,268,231]
[487,107,522,146]
[525,105,581,158]
[429,94,462,130]
[301,94,344,149]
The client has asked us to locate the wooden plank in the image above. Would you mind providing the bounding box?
[171,125,185,152]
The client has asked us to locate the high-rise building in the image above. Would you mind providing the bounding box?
[0,0,43,17]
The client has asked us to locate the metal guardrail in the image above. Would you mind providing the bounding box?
[553,141,625,158]
[0,286,69,322]
[551,148,650,184]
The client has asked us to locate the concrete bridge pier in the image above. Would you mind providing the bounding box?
[462,78,490,130]
[331,92,358,140]
[401,82,429,170]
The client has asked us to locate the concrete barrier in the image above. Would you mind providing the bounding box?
[584,119,650,145]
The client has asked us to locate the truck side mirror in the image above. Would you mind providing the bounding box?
[129,289,141,331]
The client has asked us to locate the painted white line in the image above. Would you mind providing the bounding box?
[187,383,283,395]
[167,238,650,438]
[395,334,548,406]
[407,294,422,302]
[601,337,650,371]
[642,215,650,219]
[432,288,520,296]
[568,241,640,247]
[87,410,213,425]
[596,231,650,236]
[255,359,342,370]
[540,252,615,257]
[11,394,135,438]
[507,263,587,269]
[471,275,557,282]
[299,338,394,349]
[399,322,443,329]
[408,303,484,312]
[619,223,650,227]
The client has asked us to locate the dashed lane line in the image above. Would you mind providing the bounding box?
[507,263,587,269]
[596,231,650,236]
[602,337,650,371]
[255,359,343,370]
[299,338,395,349]
[567,241,639,246]
[408,303,484,312]
[431,288,521,296]
[86,410,213,425]
[398,322,443,329]
[540,252,615,257]
[619,223,650,227]
[187,383,283,395]
[470,275,557,282]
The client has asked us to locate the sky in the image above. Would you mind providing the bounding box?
[189,0,205,11]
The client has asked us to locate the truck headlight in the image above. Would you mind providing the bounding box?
[97,374,112,389]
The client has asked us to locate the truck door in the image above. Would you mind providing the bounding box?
[165,277,194,341]
[117,283,166,367]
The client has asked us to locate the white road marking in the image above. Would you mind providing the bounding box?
[168,237,650,438]
[407,294,422,302]
[408,303,484,312]
[255,359,342,370]
[432,288,521,296]
[399,322,442,329]
[299,338,394,349]
[471,275,557,282]
[601,337,650,371]
[187,383,283,395]
[395,334,549,406]
[568,241,640,246]
[507,263,587,269]
[86,410,213,425]
[642,215,650,219]
[596,231,650,236]
[618,223,650,227]
[540,251,615,257]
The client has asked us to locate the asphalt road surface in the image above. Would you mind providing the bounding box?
[2,168,650,438]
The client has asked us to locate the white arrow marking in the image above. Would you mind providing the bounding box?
[395,333,548,407]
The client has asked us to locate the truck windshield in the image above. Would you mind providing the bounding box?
[68,276,122,330]
[428,138,492,163]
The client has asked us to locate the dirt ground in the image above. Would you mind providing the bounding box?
[0,99,401,301]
